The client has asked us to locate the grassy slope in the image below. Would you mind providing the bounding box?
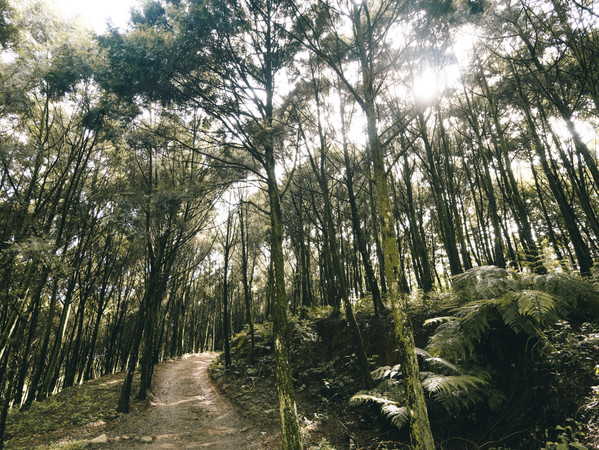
[5,372,144,449]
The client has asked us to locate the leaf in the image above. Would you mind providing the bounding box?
[421,374,488,411]
[371,364,402,380]
[424,316,455,326]
[452,265,522,304]
[424,357,460,374]
[381,404,409,429]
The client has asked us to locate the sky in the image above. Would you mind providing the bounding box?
[53,0,142,33]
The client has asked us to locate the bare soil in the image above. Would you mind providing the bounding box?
[107,353,268,449]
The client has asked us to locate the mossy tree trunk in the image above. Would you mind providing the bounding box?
[264,28,302,445]
[368,111,435,449]
[265,150,303,450]
[352,3,435,447]
[221,212,235,369]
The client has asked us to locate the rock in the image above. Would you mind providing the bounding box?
[140,436,153,443]
[90,434,109,444]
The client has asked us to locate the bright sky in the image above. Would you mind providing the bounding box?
[53,0,142,33]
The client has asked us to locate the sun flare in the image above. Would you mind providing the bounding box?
[412,69,442,103]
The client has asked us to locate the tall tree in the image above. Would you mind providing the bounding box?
[290,1,436,445]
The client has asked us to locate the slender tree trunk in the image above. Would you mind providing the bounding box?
[399,157,434,291]
[263,38,302,445]
[476,58,545,273]
[417,111,462,276]
[117,299,146,413]
[339,89,384,314]
[239,201,256,364]
[222,213,234,369]
[517,88,593,275]
[347,3,435,444]
[0,347,15,450]
[369,177,387,294]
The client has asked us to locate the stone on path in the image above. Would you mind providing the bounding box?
[90,434,109,444]
[140,436,153,443]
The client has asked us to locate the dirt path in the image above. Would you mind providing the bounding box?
[107,353,266,449]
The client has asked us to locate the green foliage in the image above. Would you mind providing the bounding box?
[353,267,599,441]
[0,0,16,48]
[426,266,599,362]
[350,349,488,431]
[312,437,336,449]
[542,419,588,450]
[306,305,336,320]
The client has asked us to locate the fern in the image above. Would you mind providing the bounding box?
[371,364,402,380]
[524,273,599,318]
[422,356,460,373]
[382,404,410,429]
[351,350,489,431]
[427,266,599,365]
[356,267,599,434]
[350,392,410,429]
[421,373,488,411]
[423,316,455,327]
[451,265,522,305]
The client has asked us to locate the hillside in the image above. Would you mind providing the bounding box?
[210,304,599,449]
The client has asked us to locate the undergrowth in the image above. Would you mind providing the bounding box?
[212,266,599,449]
[4,371,143,449]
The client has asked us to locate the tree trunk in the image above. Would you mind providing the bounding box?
[339,88,385,314]
[239,200,256,364]
[349,3,435,444]
[117,298,147,413]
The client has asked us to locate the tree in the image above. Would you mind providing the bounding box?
[220,207,237,369]
[290,1,436,445]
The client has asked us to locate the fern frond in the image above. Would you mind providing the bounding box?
[424,316,455,327]
[349,392,410,430]
[514,290,557,320]
[381,404,409,429]
[427,319,474,362]
[458,300,498,342]
[424,357,461,373]
[416,348,461,373]
[350,392,396,406]
[452,266,522,304]
[371,364,402,380]
[421,374,489,411]
[415,347,431,359]
[525,273,599,318]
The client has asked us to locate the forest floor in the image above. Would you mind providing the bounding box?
[5,353,272,449]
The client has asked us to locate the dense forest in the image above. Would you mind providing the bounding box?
[1,0,599,448]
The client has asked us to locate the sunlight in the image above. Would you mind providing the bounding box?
[51,0,141,32]
[412,69,442,104]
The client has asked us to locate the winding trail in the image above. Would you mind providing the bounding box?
[108,353,266,449]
